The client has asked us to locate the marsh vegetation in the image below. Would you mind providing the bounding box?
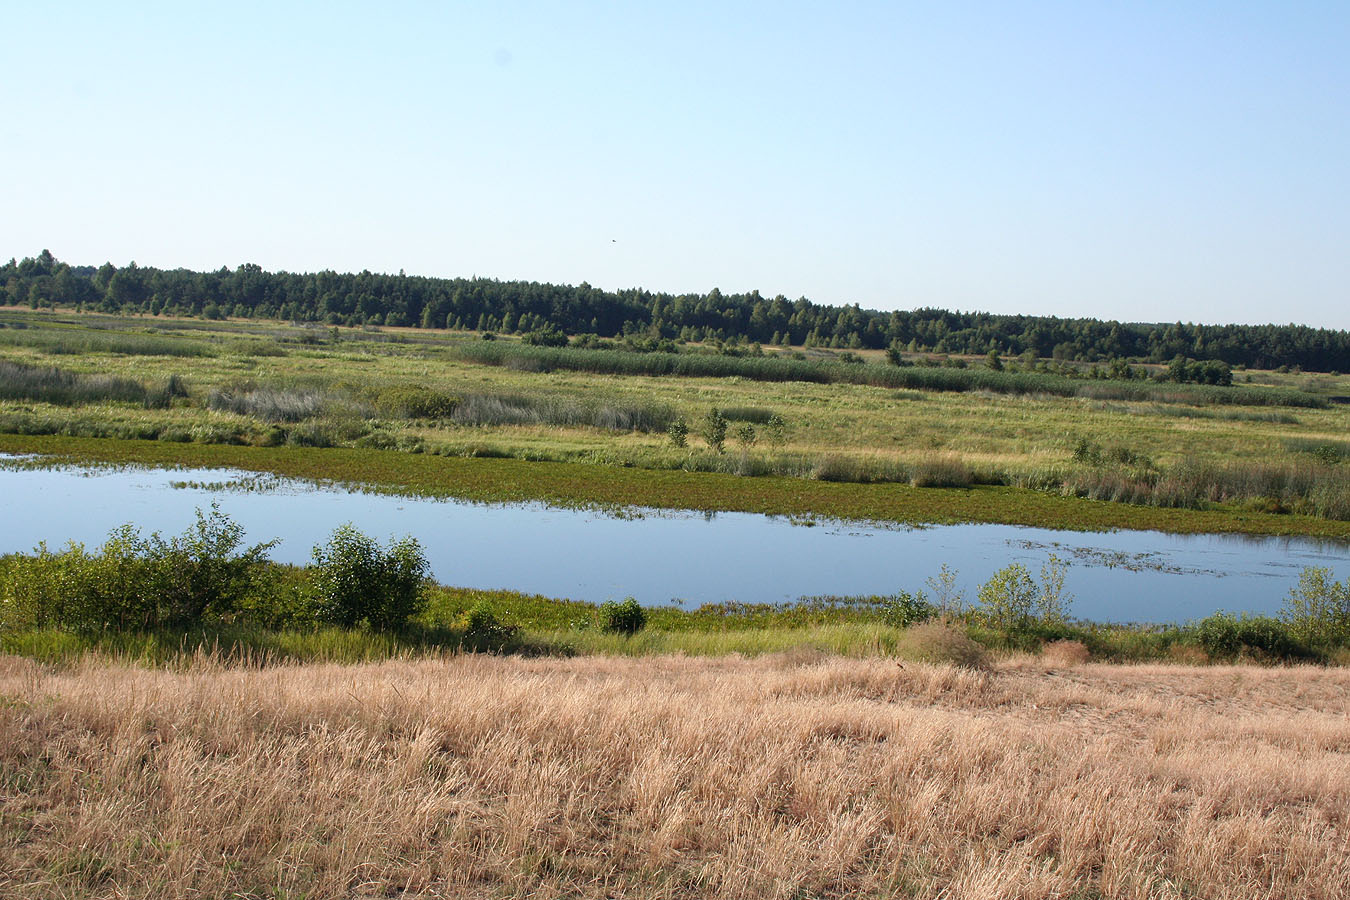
[2,308,1350,533]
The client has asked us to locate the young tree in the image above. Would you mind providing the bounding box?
[701,408,728,452]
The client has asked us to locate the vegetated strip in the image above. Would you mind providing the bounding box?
[5,433,1350,540]
[453,342,1325,408]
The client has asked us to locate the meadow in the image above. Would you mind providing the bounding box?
[2,307,1350,534]
[2,652,1347,899]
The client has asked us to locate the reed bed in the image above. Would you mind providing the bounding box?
[1063,457,1350,519]
[0,360,152,407]
[455,342,1326,408]
[0,326,214,357]
[0,653,1346,898]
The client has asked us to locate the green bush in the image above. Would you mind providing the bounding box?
[310,525,429,630]
[600,597,647,635]
[462,600,518,646]
[1281,566,1350,648]
[701,408,729,452]
[667,416,689,448]
[881,590,935,627]
[0,506,275,632]
[1191,612,1308,661]
[977,563,1037,632]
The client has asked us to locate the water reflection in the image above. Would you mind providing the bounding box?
[0,458,1346,624]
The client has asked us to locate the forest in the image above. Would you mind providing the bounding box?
[5,250,1350,372]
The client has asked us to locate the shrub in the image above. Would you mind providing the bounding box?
[0,506,275,632]
[733,422,756,449]
[1042,639,1091,666]
[310,525,429,630]
[462,600,518,645]
[1281,566,1350,648]
[667,416,688,448]
[765,413,788,448]
[925,564,966,616]
[1191,612,1307,661]
[977,563,1037,632]
[521,326,568,347]
[881,590,936,627]
[1037,554,1073,626]
[600,597,647,635]
[701,408,728,452]
[373,384,460,419]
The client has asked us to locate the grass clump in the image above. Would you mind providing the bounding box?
[898,621,990,669]
[0,360,153,406]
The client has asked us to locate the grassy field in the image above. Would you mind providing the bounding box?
[2,651,1346,899]
[2,307,1350,534]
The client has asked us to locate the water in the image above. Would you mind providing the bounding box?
[0,458,1346,624]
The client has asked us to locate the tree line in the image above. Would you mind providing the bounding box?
[5,250,1349,372]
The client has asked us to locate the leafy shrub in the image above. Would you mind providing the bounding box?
[0,506,275,632]
[521,326,569,347]
[310,525,429,630]
[462,600,519,645]
[977,563,1038,632]
[1281,566,1350,648]
[701,408,728,452]
[881,590,936,627]
[667,416,688,448]
[1191,612,1307,661]
[600,597,647,635]
[765,413,788,448]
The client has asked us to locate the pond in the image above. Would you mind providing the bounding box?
[1,457,1347,624]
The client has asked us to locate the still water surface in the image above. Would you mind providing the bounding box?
[1,459,1347,624]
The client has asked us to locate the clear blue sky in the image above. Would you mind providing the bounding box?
[4,2,1348,328]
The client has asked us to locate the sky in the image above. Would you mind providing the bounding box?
[3,1,1348,329]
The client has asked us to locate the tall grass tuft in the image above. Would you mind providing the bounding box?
[0,360,152,406]
[451,392,674,432]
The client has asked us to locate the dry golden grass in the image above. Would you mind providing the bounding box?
[2,652,1347,899]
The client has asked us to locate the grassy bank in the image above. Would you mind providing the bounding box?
[2,653,1346,899]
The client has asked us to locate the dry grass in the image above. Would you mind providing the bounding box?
[2,653,1348,898]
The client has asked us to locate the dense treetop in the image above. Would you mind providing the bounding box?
[4,250,1348,371]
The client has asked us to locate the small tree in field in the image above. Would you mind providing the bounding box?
[667,416,689,448]
[977,563,1037,632]
[1282,566,1350,648]
[702,408,728,452]
[311,524,429,630]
